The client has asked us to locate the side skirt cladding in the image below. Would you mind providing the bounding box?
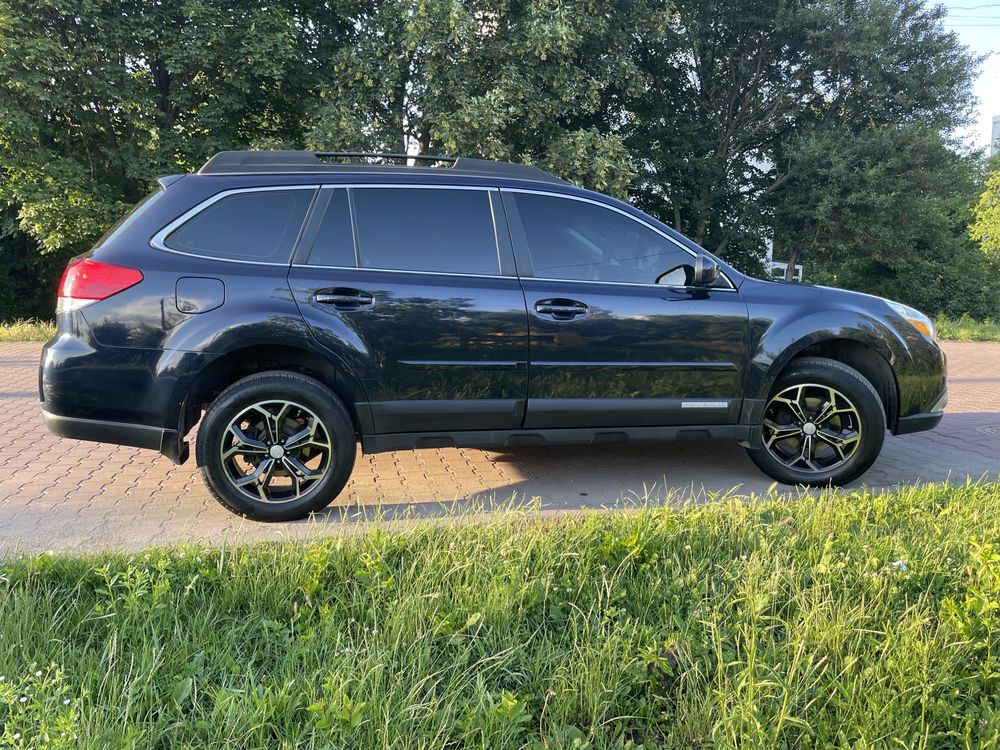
[362,424,752,453]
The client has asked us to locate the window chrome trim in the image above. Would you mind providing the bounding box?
[289,263,520,281]
[524,275,738,292]
[500,187,736,290]
[149,185,320,266]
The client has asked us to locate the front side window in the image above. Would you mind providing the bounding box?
[352,188,499,276]
[513,193,693,285]
[164,188,314,262]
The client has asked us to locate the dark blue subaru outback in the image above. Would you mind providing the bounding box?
[40,151,947,521]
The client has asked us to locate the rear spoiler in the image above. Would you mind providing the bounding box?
[156,174,185,189]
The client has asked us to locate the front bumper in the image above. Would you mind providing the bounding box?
[41,409,188,464]
[894,387,947,436]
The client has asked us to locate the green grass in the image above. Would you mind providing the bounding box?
[935,314,1000,341]
[2,482,1000,748]
[0,319,54,342]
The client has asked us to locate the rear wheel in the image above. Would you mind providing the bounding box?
[196,371,356,521]
[746,357,885,486]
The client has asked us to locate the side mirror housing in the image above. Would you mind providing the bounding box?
[693,254,721,287]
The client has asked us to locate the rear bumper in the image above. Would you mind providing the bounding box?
[41,409,188,464]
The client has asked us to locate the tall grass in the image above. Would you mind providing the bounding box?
[0,319,54,342]
[935,314,1000,342]
[2,481,999,747]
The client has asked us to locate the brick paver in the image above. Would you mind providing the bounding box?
[1,341,997,553]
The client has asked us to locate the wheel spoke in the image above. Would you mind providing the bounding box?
[762,382,862,473]
[796,434,820,471]
[222,399,332,504]
[763,419,802,447]
[222,425,269,460]
[772,387,808,423]
[284,417,331,452]
[815,428,860,461]
[812,398,835,425]
[234,457,275,489]
[281,454,320,480]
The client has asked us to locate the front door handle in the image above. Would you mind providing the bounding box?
[314,289,374,310]
[534,299,589,320]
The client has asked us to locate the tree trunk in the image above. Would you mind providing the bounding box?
[784,245,801,281]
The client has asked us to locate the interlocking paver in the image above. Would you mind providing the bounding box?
[0,341,997,554]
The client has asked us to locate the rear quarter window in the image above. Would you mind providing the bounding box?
[162,188,314,262]
[95,189,166,248]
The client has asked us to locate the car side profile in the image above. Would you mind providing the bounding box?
[40,151,948,521]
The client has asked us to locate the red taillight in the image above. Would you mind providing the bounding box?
[58,259,143,302]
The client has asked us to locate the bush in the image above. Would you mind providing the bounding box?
[0,214,70,323]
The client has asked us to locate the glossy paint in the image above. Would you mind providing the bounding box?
[289,266,530,432]
[517,278,748,428]
[39,165,948,463]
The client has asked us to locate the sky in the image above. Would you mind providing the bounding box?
[936,0,1000,151]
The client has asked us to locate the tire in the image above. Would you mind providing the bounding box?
[195,371,356,521]
[745,356,886,487]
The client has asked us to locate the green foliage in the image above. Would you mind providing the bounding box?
[0,213,69,323]
[0,0,992,319]
[971,158,1000,261]
[777,127,1000,317]
[934,314,1000,341]
[0,0,331,252]
[2,481,1000,747]
[305,0,645,195]
[0,320,55,342]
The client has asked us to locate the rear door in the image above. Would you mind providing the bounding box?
[288,185,529,433]
[502,189,748,429]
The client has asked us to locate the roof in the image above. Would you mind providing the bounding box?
[198,151,568,185]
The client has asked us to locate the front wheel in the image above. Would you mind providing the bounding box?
[745,357,886,486]
[196,371,356,521]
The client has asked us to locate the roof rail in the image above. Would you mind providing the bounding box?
[198,150,566,185]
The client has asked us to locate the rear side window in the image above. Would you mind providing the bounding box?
[164,188,313,262]
[352,188,499,275]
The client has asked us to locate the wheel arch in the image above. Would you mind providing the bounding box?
[785,339,898,429]
[176,344,373,442]
[747,311,907,432]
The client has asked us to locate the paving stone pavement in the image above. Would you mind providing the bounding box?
[1,341,997,553]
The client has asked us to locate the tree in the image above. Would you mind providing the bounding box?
[305,0,655,197]
[776,127,999,317]
[0,0,992,322]
[624,0,979,277]
[0,0,342,253]
[971,157,1000,262]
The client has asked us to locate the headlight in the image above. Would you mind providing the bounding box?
[885,300,935,339]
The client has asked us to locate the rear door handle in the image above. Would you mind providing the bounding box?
[534,299,589,320]
[314,289,374,310]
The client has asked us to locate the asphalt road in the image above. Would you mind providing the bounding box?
[1,341,997,554]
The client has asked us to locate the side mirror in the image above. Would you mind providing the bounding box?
[693,254,721,287]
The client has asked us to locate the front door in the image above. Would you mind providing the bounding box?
[289,186,528,433]
[501,190,748,429]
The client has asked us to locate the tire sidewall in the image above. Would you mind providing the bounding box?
[196,372,355,521]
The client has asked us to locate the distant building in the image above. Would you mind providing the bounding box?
[993,114,1000,156]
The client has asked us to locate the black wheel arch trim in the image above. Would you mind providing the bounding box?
[747,310,910,427]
